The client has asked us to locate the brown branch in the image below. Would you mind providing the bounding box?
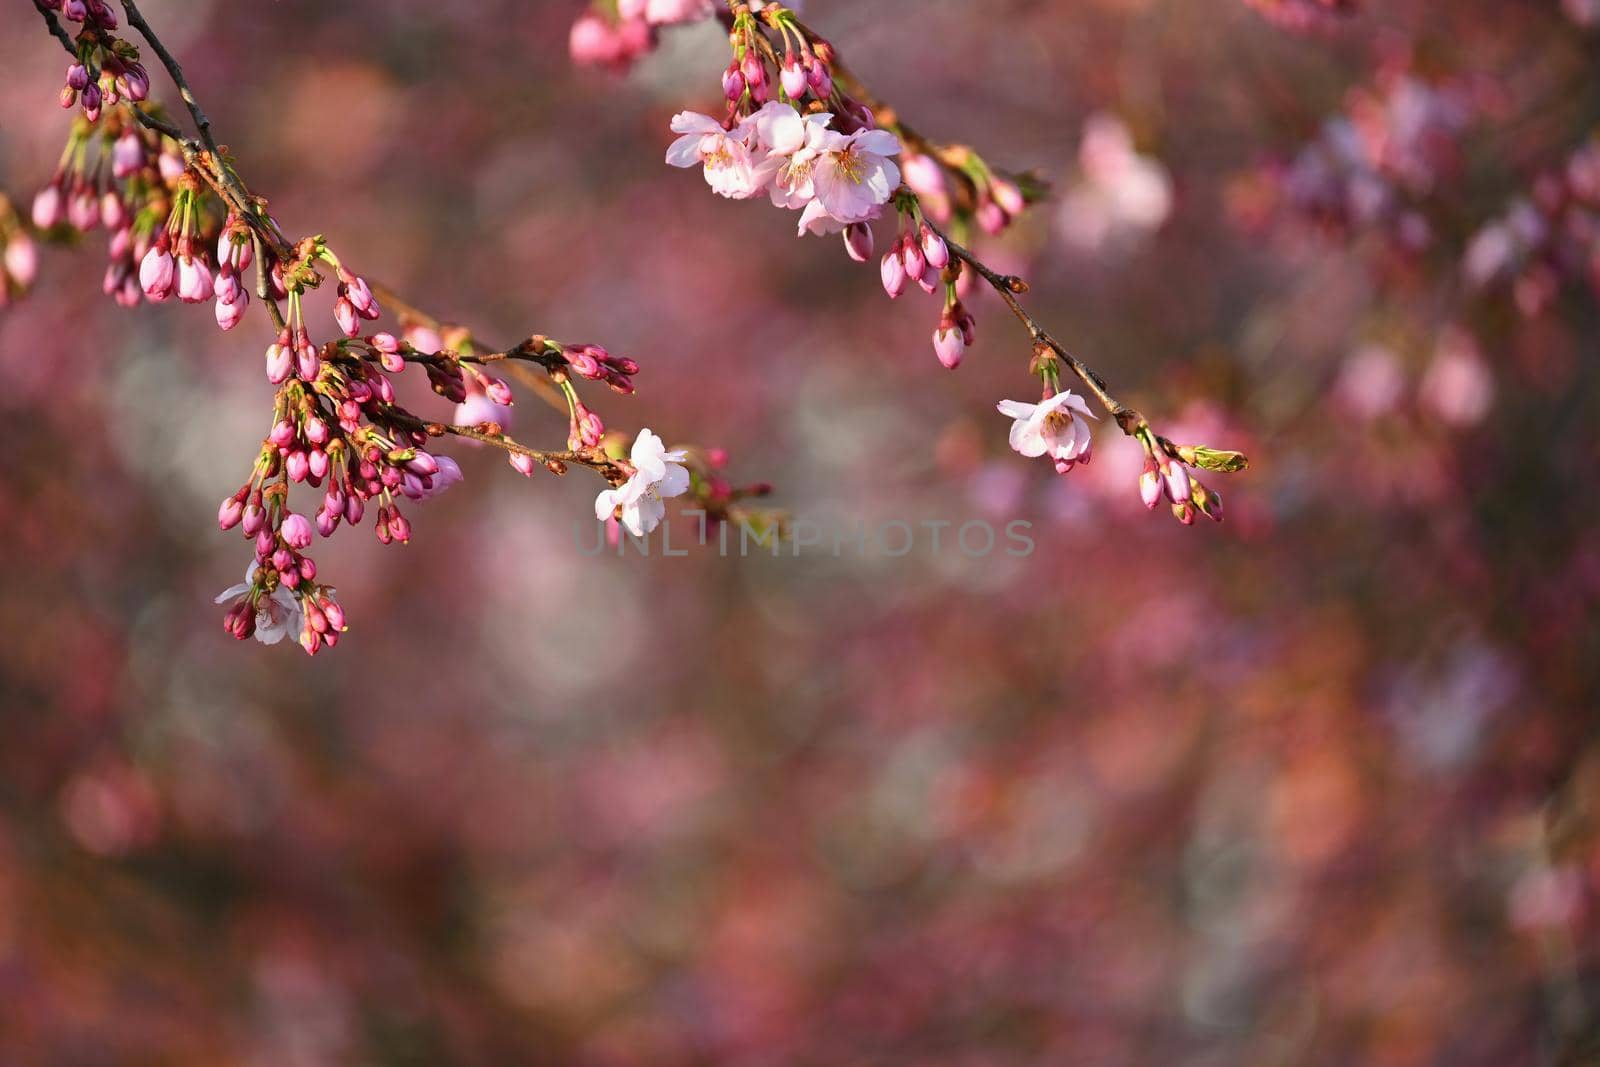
[366,282,570,415]
[34,1,75,54]
[935,227,1148,438]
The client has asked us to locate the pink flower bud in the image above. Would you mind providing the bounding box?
[406,451,440,477]
[296,344,321,381]
[565,349,603,378]
[120,62,149,101]
[932,323,966,369]
[213,270,243,305]
[111,130,144,179]
[880,248,907,298]
[484,377,514,406]
[509,452,536,477]
[722,61,746,101]
[976,200,1008,235]
[333,296,359,338]
[4,235,39,288]
[405,326,443,354]
[1139,463,1162,509]
[781,55,807,99]
[265,343,292,384]
[433,456,463,494]
[569,12,622,68]
[740,51,766,90]
[806,59,832,99]
[1163,461,1191,504]
[32,184,64,229]
[380,350,405,374]
[176,256,211,303]
[370,332,399,354]
[308,449,329,480]
[68,189,98,232]
[991,178,1026,216]
[95,190,122,231]
[902,235,926,281]
[139,245,174,300]
[158,151,186,183]
[66,63,90,91]
[281,512,313,549]
[218,495,244,530]
[242,501,265,537]
[920,226,950,270]
[843,222,874,263]
[285,450,310,482]
[223,600,255,641]
[342,274,379,318]
[215,291,247,330]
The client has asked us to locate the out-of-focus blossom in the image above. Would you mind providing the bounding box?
[1057,114,1173,252]
[1334,344,1406,420]
[1419,328,1494,426]
[1564,0,1600,26]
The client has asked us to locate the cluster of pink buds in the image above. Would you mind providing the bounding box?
[569,0,719,72]
[138,172,215,304]
[218,317,483,653]
[40,0,153,122]
[0,197,40,308]
[655,4,1043,372]
[561,343,639,395]
[214,488,346,654]
[898,147,1032,239]
[17,0,779,654]
[30,110,192,309]
[876,202,974,367]
[333,267,380,338]
[212,214,254,330]
[1137,432,1243,524]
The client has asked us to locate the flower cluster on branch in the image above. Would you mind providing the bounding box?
[11,0,1256,653]
[17,0,778,654]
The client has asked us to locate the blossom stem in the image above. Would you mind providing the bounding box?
[933,224,1154,440]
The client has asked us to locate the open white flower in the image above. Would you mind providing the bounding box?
[594,428,692,537]
[750,103,833,209]
[215,563,304,646]
[666,112,764,200]
[997,390,1097,464]
[809,128,902,226]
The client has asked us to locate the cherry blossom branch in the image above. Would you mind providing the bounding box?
[933,227,1143,433]
[20,0,779,654]
[631,0,1247,522]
